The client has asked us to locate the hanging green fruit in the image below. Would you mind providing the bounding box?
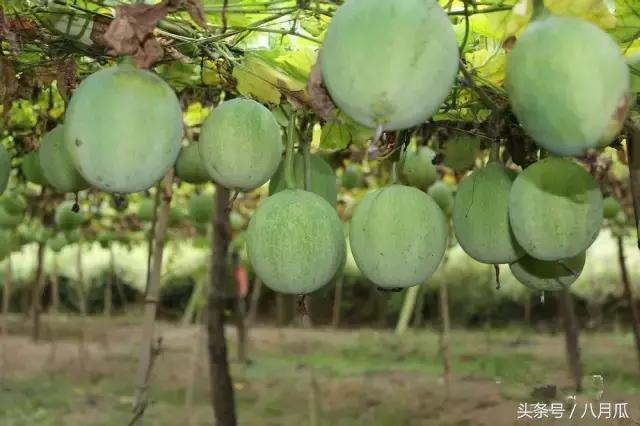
[453,163,524,264]
[247,189,345,294]
[320,0,459,130]
[505,7,630,156]
[510,252,586,292]
[349,185,448,289]
[39,125,89,193]
[175,141,210,184]
[199,98,282,191]
[269,153,338,206]
[64,63,183,193]
[509,157,603,261]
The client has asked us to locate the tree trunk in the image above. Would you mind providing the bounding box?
[104,247,114,317]
[111,247,127,308]
[628,125,640,249]
[617,236,640,371]
[48,259,59,367]
[412,284,426,328]
[235,296,247,364]
[559,289,582,392]
[185,312,204,426]
[307,369,321,426]
[76,241,89,375]
[395,285,419,335]
[31,242,46,342]
[132,169,174,424]
[331,274,343,328]
[276,293,287,327]
[182,276,204,326]
[523,294,532,328]
[206,185,237,426]
[1,254,12,380]
[439,279,451,397]
[246,276,262,328]
[376,292,388,327]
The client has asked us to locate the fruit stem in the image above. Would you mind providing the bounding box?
[284,111,297,190]
[488,141,501,164]
[391,162,398,184]
[532,0,549,20]
[301,134,311,191]
[119,56,135,66]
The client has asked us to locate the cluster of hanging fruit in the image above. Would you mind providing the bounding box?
[2,0,631,296]
[292,0,630,295]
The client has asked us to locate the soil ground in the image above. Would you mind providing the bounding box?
[0,315,639,425]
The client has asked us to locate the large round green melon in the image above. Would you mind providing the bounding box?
[453,163,524,264]
[49,232,68,253]
[269,153,337,206]
[509,157,603,261]
[39,125,88,193]
[230,211,245,231]
[64,63,183,193]
[506,15,630,156]
[320,0,459,130]
[0,229,12,260]
[0,205,23,228]
[188,192,214,224]
[400,146,438,191]
[247,189,345,294]
[603,196,622,219]
[175,142,210,184]
[199,98,282,191]
[0,192,26,215]
[22,151,49,186]
[341,165,364,190]
[55,201,84,231]
[64,228,82,244]
[428,181,455,217]
[510,252,586,292]
[0,144,10,194]
[349,185,447,289]
[436,135,480,171]
[170,205,185,225]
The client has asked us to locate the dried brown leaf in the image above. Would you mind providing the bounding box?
[134,37,164,69]
[90,15,112,49]
[104,2,169,68]
[306,61,336,122]
[0,58,19,105]
[182,0,207,28]
[56,58,77,102]
[0,8,7,39]
[35,67,57,87]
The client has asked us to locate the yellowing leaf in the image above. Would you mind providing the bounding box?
[320,115,374,151]
[465,47,507,84]
[232,60,282,105]
[183,102,211,127]
[504,0,616,40]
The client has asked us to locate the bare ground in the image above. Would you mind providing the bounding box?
[0,316,639,425]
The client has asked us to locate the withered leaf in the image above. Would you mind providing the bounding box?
[56,58,77,102]
[0,58,19,105]
[104,1,169,68]
[90,15,112,49]
[35,67,58,87]
[306,61,337,122]
[182,0,207,28]
[134,37,164,69]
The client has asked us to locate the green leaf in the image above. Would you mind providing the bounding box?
[320,115,374,150]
